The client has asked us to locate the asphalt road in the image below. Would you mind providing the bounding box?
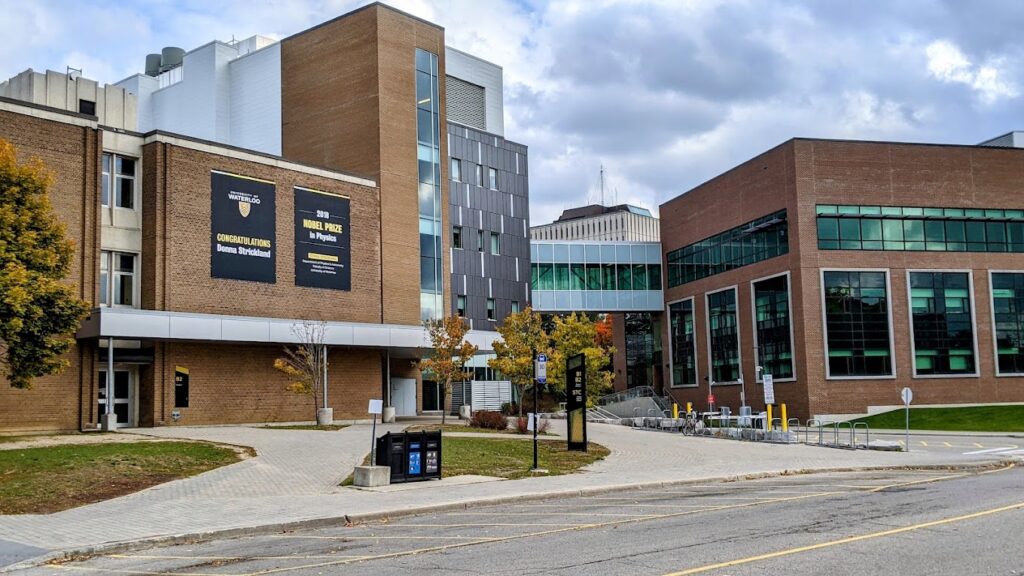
[18,464,1024,576]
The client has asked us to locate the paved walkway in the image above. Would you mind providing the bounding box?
[0,421,1012,570]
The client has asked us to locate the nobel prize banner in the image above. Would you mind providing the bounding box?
[210,171,276,283]
[294,186,351,290]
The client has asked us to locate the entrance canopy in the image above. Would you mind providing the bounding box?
[78,307,500,356]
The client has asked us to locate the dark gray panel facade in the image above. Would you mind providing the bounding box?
[447,122,530,329]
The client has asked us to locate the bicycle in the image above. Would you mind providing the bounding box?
[681,411,700,436]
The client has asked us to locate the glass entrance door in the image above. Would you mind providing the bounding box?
[98,369,134,428]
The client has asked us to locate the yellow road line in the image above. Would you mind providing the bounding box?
[661,500,1024,575]
[390,522,585,528]
[445,511,650,517]
[107,554,370,561]
[944,442,953,447]
[920,441,929,446]
[975,443,985,448]
[54,566,224,576]
[269,534,492,540]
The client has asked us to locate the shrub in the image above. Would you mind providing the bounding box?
[514,416,551,435]
[500,402,519,416]
[470,410,508,430]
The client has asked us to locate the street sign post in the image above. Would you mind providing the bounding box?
[763,374,775,406]
[532,352,547,471]
[368,398,383,464]
[901,387,913,452]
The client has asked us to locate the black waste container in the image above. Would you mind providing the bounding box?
[375,431,442,483]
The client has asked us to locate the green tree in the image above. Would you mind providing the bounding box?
[0,139,89,389]
[419,316,478,424]
[489,307,548,417]
[547,312,615,404]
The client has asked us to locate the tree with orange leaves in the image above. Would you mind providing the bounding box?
[0,139,88,389]
[420,316,479,424]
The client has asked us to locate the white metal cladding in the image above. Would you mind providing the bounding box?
[445,47,504,137]
[471,380,512,411]
[78,307,500,352]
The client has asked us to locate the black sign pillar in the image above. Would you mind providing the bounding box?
[566,353,588,451]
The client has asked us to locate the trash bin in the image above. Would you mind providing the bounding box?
[375,431,442,483]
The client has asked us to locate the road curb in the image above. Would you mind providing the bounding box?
[2,459,1011,573]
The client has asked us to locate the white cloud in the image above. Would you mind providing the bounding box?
[926,39,1018,105]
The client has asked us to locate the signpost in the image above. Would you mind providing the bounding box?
[901,387,913,452]
[763,374,775,406]
[368,399,383,463]
[566,353,588,451]
[533,353,547,471]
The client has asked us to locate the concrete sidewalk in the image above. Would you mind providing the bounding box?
[0,421,1011,571]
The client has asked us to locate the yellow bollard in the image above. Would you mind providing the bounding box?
[766,404,773,431]
[673,403,679,419]
[781,403,788,432]
[686,402,692,415]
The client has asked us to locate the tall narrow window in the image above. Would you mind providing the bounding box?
[101,153,111,207]
[115,156,135,209]
[669,299,697,386]
[450,158,461,182]
[823,271,893,377]
[486,298,495,320]
[909,272,976,375]
[490,232,500,255]
[753,275,794,379]
[511,301,520,314]
[99,251,136,307]
[992,273,1024,374]
[475,164,483,187]
[477,230,484,252]
[456,295,466,317]
[452,226,463,249]
[707,288,740,382]
[415,48,442,321]
[488,167,498,190]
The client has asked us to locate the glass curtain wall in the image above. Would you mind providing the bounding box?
[753,275,794,379]
[667,210,788,287]
[822,271,893,377]
[416,49,443,321]
[992,273,1024,374]
[625,313,660,389]
[530,262,661,290]
[669,300,697,386]
[908,272,975,375]
[817,205,1024,253]
[707,288,740,382]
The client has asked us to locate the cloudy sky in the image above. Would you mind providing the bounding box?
[3,0,1022,225]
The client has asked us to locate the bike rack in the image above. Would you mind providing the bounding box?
[836,421,854,448]
[852,422,870,449]
[805,418,822,445]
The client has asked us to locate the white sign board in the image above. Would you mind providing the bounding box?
[901,387,913,406]
[368,399,383,415]
[527,412,536,431]
[535,353,548,384]
[763,374,775,405]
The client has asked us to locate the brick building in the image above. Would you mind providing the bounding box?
[0,3,523,432]
[660,137,1024,419]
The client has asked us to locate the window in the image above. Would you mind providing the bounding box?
[909,272,976,376]
[822,271,893,377]
[626,313,658,388]
[669,299,697,386]
[666,210,788,287]
[488,167,498,190]
[490,232,500,255]
[529,261,662,291]
[477,229,484,252]
[457,295,466,317]
[415,48,442,322]
[450,158,461,182]
[475,164,483,187]
[992,272,1024,374]
[816,205,1024,253]
[99,251,136,306]
[452,226,463,249]
[753,274,794,380]
[486,298,495,320]
[511,301,520,314]
[101,153,137,209]
[707,288,740,383]
[79,99,96,116]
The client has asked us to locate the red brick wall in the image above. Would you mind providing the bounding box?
[0,109,100,432]
[142,140,382,323]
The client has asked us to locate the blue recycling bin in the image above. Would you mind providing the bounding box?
[375,431,442,483]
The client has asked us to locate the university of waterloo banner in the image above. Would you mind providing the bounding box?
[210,171,277,283]
[294,186,351,291]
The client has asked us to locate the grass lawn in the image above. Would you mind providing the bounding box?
[0,441,241,514]
[848,405,1024,433]
[343,436,608,485]
[262,424,350,431]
